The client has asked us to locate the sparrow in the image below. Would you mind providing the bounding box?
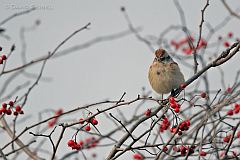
[148,48,185,95]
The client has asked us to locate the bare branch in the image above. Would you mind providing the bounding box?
[0,8,36,26]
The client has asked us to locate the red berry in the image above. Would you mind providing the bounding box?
[2,103,7,109]
[234,104,240,113]
[174,107,180,113]
[79,140,84,146]
[169,97,175,103]
[173,146,179,152]
[1,55,6,60]
[182,47,193,55]
[91,141,98,148]
[228,32,233,38]
[180,146,187,156]
[226,87,232,93]
[6,109,12,115]
[180,146,186,151]
[15,105,21,112]
[224,41,230,47]
[85,125,91,131]
[170,127,177,133]
[79,118,85,124]
[170,102,178,109]
[91,118,98,125]
[186,120,190,127]
[1,108,6,113]
[235,109,239,114]
[13,111,18,116]
[133,153,143,160]
[55,109,63,115]
[234,103,240,109]
[73,144,81,150]
[200,92,207,98]
[144,109,151,116]
[0,59,3,64]
[8,101,14,106]
[227,109,234,116]
[235,103,240,108]
[48,119,57,127]
[176,103,181,108]
[199,150,207,156]
[197,39,207,48]
[223,136,230,143]
[67,140,75,147]
[162,117,168,123]
[171,40,180,49]
[163,146,168,152]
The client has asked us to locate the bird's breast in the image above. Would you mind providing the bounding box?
[148,62,184,94]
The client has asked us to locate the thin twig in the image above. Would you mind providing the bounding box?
[0,8,36,26]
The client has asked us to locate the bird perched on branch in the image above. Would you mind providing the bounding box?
[148,48,185,97]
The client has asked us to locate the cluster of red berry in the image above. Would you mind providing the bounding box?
[179,120,191,131]
[171,36,207,55]
[220,32,237,48]
[133,145,208,159]
[67,140,82,150]
[67,136,98,151]
[169,96,181,113]
[0,46,7,64]
[0,101,23,116]
[159,116,170,132]
[79,117,98,132]
[48,109,63,127]
[221,127,240,145]
[173,145,196,156]
[227,103,240,116]
[170,119,190,136]
[84,137,98,149]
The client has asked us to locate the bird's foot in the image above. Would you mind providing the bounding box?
[170,89,176,97]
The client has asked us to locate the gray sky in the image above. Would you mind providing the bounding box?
[0,0,240,159]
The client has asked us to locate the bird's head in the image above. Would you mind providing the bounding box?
[154,48,173,63]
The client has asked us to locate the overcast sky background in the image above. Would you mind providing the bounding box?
[0,0,240,159]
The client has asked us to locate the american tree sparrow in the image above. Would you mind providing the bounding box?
[148,48,185,96]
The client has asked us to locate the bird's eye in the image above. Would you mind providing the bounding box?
[160,57,165,61]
